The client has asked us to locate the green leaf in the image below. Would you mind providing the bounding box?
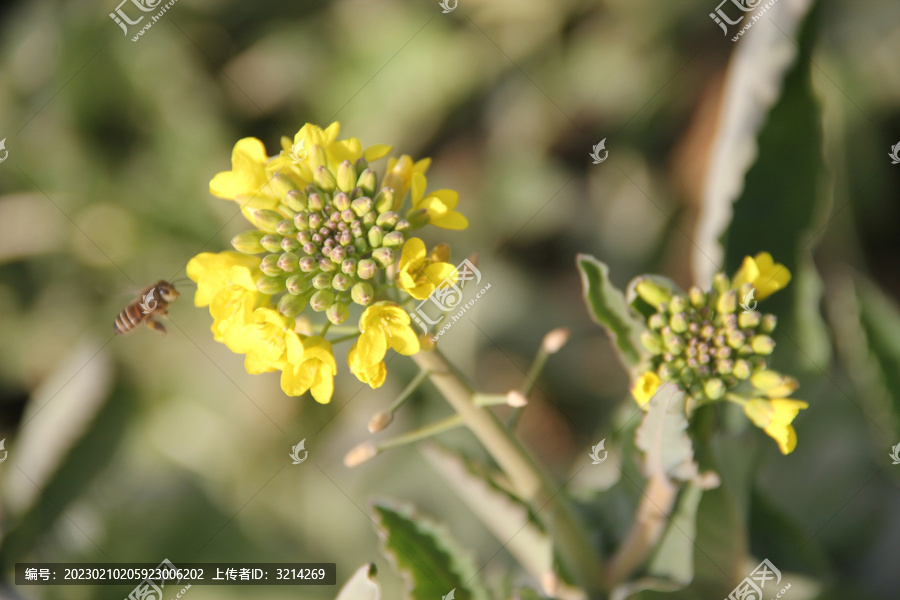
[634,383,699,482]
[371,500,491,600]
[646,484,704,585]
[335,564,381,600]
[577,254,647,368]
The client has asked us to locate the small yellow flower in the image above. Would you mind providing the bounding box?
[396,238,458,300]
[357,302,421,365]
[280,333,337,404]
[743,398,808,454]
[382,154,431,211]
[732,252,791,300]
[209,138,278,210]
[632,371,661,406]
[240,307,292,375]
[187,252,262,306]
[209,286,268,351]
[408,172,468,230]
[750,370,799,398]
[348,342,387,389]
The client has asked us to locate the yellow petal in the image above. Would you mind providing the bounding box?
[400,238,427,268]
[209,171,240,199]
[387,323,420,356]
[632,372,661,406]
[364,144,393,161]
[411,171,427,206]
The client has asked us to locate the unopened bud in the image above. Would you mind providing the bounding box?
[232,230,267,254]
[760,314,777,333]
[351,282,374,305]
[357,259,376,279]
[703,378,725,400]
[333,192,351,211]
[260,254,283,276]
[312,273,331,289]
[405,208,429,229]
[541,328,570,354]
[341,258,358,275]
[641,331,663,354]
[648,313,666,330]
[253,210,283,233]
[286,274,308,295]
[285,189,307,212]
[372,247,394,267]
[733,359,751,380]
[506,390,529,407]
[307,192,324,212]
[332,273,352,292]
[374,187,394,213]
[352,197,373,217]
[750,335,775,355]
[314,165,336,192]
[308,143,327,168]
[367,226,384,248]
[277,293,308,317]
[299,257,317,272]
[716,290,737,314]
[689,286,707,309]
[343,442,378,468]
[635,278,672,307]
[277,252,300,272]
[669,295,687,313]
[336,160,357,193]
[382,231,404,248]
[326,302,349,325]
[257,275,285,295]
[280,236,300,253]
[357,169,377,197]
[309,289,335,311]
[367,411,393,433]
[738,311,761,329]
[375,211,399,228]
[670,313,688,333]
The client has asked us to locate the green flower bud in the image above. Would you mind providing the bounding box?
[299,257,317,272]
[635,278,672,307]
[382,231,404,248]
[367,226,384,248]
[669,295,687,313]
[703,378,725,400]
[285,189,307,212]
[257,275,285,294]
[713,273,731,294]
[294,214,310,232]
[349,187,364,200]
[278,292,308,317]
[342,258,358,274]
[689,286,706,309]
[326,302,349,325]
[286,274,308,295]
[374,187,394,213]
[648,313,666,330]
[253,210,283,233]
[314,165,336,192]
[231,230,267,254]
[333,192,351,211]
[329,246,347,264]
[357,259,376,279]
[308,213,323,230]
[716,290,737,315]
[726,329,745,349]
[715,359,733,376]
[354,156,368,172]
[307,193,324,212]
[309,144,327,168]
[312,273,331,289]
[658,363,676,380]
[352,197,373,217]
[733,359,751,380]
[760,314,777,333]
[362,211,377,227]
[277,252,300,272]
[750,335,775,355]
[270,172,299,197]
[351,282,374,306]
[280,236,300,253]
[332,273,352,292]
[670,312,688,333]
[318,257,338,272]
[310,289,335,311]
[372,247,394,268]
[664,334,684,354]
[259,234,283,253]
[336,160,357,193]
[738,311,761,329]
[394,219,410,232]
[375,211,399,228]
[641,331,663,354]
[275,219,296,236]
[260,254,283,276]
[405,208,429,229]
[357,169,377,197]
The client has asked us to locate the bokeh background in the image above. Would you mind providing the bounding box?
[1,0,900,598]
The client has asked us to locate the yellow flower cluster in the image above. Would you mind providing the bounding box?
[630,253,807,454]
[188,122,467,403]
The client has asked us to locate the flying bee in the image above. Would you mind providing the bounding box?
[114,279,180,335]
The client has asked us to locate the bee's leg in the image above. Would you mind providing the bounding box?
[147,319,168,335]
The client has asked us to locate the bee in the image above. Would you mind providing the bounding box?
[114,280,180,335]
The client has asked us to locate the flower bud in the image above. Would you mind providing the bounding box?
[635,278,672,307]
[308,143,327,168]
[351,282,374,305]
[309,289,335,311]
[357,259,377,279]
[329,246,346,264]
[648,313,666,330]
[374,187,394,213]
[715,359,733,376]
[375,211,399,228]
[332,273,352,292]
[336,160,357,193]
[382,231,405,248]
[738,311,761,329]
[669,295,687,313]
[285,189,307,212]
[253,210,283,233]
[260,254,283,276]
[703,378,725,400]
[670,313,688,333]
[314,165,336,192]
[394,219,410,232]
[276,251,299,272]
[641,332,663,354]
[716,290,737,314]
[760,314,777,333]
[341,258,358,274]
[354,156,369,173]
[278,293,308,317]
[269,172,299,197]
[257,275,285,295]
[318,257,338,272]
[372,247,394,268]
[307,192,324,212]
[326,302,349,325]
[231,230,267,254]
[541,328,570,354]
[299,257,317,272]
[286,274,308,295]
[732,359,751,380]
[751,335,775,355]
[333,192,351,211]
[343,442,378,468]
[352,197,373,217]
[357,169,377,197]
[368,411,393,434]
[405,208,429,229]
[367,226,384,248]
[689,286,706,308]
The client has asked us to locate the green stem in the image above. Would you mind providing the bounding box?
[378,415,464,450]
[329,332,361,344]
[508,346,551,428]
[388,369,430,414]
[320,321,332,336]
[412,349,606,598]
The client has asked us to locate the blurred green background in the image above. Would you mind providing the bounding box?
[1,0,900,598]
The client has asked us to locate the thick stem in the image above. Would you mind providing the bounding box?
[604,475,678,587]
[413,349,606,597]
